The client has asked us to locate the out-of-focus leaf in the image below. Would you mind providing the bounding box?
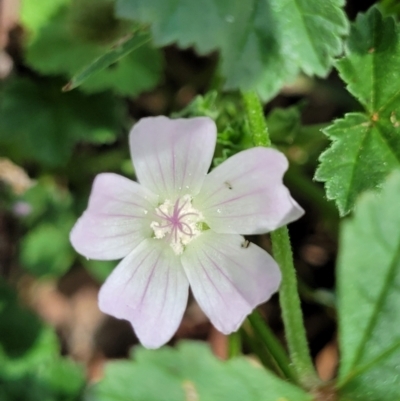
[0,77,123,167]
[172,91,220,120]
[17,180,77,277]
[20,0,69,35]
[337,170,400,401]
[25,6,162,96]
[116,0,348,100]
[265,104,328,167]
[0,280,85,401]
[0,334,84,401]
[0,280,43,359]
[20,179,72,225]
[64,32,151,91]
[20,220,75,277]
[0,322,58,375]
[90,341,311,401]
[267,104,304,144]
[68,0,132,44]
[82,259,116,283]
[380,0,400,16]
[37,358,85,400]
[316,8,400,215]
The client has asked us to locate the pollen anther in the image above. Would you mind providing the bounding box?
[150,195,204,254]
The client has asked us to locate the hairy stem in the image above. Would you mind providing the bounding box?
[242,91,319,388]
[248,310,297,382]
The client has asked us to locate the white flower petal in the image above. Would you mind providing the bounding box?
[129,116,216,199]
[70,173,158,260]
[99,238,189,348]
[194,147,304,234]
[181,231,281,334]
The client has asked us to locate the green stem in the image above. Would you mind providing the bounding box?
[248,311,297,382]
[241,92,271,147]
[240,328,281,374]
[241,91,319,388]
[228,331,242,358]
[270,227,318,387]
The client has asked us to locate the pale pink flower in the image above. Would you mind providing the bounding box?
[70,116,303,348]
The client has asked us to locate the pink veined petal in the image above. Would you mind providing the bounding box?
[194,147,304,235]
[70,173,158,260]
[181,231,281,334]
[99,238,189,348]
[129,116,217,199]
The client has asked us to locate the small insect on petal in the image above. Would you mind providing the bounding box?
[241,239,250,248]
[224,181,233,189]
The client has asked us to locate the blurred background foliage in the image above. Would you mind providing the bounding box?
[0,0,395,400]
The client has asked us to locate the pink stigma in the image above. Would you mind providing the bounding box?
[155,197,198,241]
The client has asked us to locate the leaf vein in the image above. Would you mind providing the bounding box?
[347,238,400,374]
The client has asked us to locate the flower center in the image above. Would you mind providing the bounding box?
[150,194,204,255]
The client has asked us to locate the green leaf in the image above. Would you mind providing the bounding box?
[20,179,73,226]
[0,332,84,401]
[380,0,400,18]
[0,77,123,167]
[116,0,348,100]
[67,0,133,44]
[0,280,43,359]
[25,5,162,96]
[0,280,85,401]
[0,323,60,377]
[337,170,400,401]
[82,259,116,283]
[90,341,311,401]
[264,103,329,169]
[267,104,304,145]
[316,8,400,215]
[63,31,151,91]
[21,0,69,35]
[17,179,78,277]
[20,220,75,277]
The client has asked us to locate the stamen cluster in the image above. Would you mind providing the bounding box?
[150,194,204,254]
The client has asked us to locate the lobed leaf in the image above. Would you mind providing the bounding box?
[90,341,312,401]
[337,170,400,400]
[316,8,400,215]
[116,0,348,100]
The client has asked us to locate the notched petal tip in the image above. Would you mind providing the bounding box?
[98,292,175,349]
[129,116,217,198]
[181,232,281,335]
[196,147,304,235]
[98,239,189,349]
[130,115,217,138]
